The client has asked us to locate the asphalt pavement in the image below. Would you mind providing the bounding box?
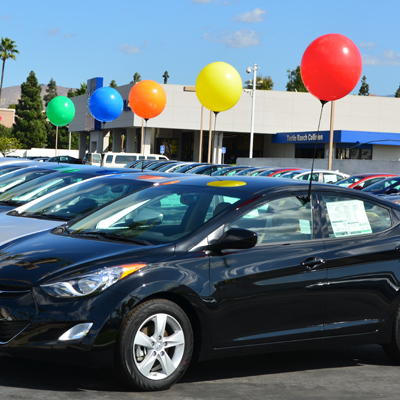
[0,344,399,400]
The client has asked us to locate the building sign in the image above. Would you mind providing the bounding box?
[85,77,104,131]
[286,133,323,142]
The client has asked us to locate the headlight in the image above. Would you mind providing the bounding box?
[40,264,146,298]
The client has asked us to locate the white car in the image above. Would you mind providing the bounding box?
[280,169,349,184]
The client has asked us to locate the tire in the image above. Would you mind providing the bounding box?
[114,299,193,391]
[382,304,400,364]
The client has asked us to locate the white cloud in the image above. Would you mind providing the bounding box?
[203,29,260,48]
[359,41,376,50]
[363,49,400,66]
[47,28,59,36]
[119,44,141,54]
[233,8,266,23]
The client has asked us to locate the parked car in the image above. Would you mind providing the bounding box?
[0,172,186,247]
[2,176,400,391]
[186,164,230,175]
[46,155,83,164]
[0,165,137,214]
[211,166,252,176]
[362,176,400,195]
[258,168,301,178]
[335,173,398,190]
[280,169,349,183]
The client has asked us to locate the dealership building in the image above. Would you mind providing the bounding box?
[69,78,400,165]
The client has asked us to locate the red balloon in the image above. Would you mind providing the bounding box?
[128,80,167,120]
[301,34,362,102]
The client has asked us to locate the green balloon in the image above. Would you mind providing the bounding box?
[46,96,75,126]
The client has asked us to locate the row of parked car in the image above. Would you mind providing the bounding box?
[2,156,400,391]
[124,158,400,201]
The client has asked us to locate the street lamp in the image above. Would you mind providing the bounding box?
[246,63,260,158]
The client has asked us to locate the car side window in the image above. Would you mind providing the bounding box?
[226,195,313,244]
[322,195,392,238]
[323,173,341,184]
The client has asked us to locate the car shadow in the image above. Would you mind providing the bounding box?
[0,345,393,393]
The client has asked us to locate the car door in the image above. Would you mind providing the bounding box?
[208,192,327,349]
[319,191,400,337]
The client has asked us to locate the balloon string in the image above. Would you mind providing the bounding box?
[307,102,326,202]
[211,112,219,175]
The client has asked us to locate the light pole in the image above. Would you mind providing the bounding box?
[246,63,259,158]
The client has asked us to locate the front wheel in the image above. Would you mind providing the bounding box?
[114,299,193,391]
[382,304,400,364]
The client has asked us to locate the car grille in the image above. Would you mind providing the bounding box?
[0,321,29,343]
[0,284,31,299]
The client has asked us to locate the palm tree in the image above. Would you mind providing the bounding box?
[0,37,19,104]
[130,72,141,84]
[162,71,170,84]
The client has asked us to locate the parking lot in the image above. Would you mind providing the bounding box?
[1,345,400,400]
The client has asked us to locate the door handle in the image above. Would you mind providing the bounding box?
[301,257,325,270]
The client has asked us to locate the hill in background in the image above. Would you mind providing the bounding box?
[0,85,76,109]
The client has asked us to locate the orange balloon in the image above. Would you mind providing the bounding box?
[128,80,167,120]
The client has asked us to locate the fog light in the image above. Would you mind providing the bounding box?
[59,323,93,341]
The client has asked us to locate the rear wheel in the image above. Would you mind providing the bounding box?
[382,304,400,364]
[115,299,193,391]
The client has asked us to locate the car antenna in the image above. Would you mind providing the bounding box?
[305,100,328,203]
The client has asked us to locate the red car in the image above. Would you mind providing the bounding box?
[335,173,398,189]
[258,168,301,178]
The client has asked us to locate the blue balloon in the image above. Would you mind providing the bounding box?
[89,87,123,122]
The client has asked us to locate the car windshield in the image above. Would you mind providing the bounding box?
[0,171,95,206]
[280,171,303,179]
[335,176,364,187]
[16,176,155,221]
[0,168,56,193]
[67,184,248,245]
[363,177,400,192]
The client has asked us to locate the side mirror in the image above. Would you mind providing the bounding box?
[205,228,257,252]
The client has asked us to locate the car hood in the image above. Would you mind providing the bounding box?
[0,214,62,247]
[0,230,175,286]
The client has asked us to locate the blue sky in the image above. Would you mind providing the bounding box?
[1,0,400,96]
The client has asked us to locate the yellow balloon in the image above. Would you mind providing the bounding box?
[195,62,242,112]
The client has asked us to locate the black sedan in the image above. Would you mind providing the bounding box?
[46,155,84,164]
[1,176,400,391]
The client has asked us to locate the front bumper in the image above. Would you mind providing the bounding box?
[0,286,137,368]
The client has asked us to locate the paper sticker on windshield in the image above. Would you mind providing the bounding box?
[326,200,372,237]
[208,181,246,187]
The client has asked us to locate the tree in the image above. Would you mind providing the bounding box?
[358,76,369,96]
[286,66,308,92]
[162,71,169,84]
[7,103,16,109]
[12,71,47,148]
[0,37,19,104]
[0,123,22,156]
[130,72,141,84]
[43,78,58,107]
[68,82,87,98]
[245,74,274,90]
[395,83,400,98]
[109,80,117,88]
[0,136,22,156]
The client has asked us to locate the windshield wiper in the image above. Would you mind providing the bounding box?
[24,213,71,221]
[71,231,151,245]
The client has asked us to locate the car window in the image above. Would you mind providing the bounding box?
[323,173,342,184]
[225,195,313,244]
[297,173,319,181]
[322,195,392,238]
[105,155,113,163]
